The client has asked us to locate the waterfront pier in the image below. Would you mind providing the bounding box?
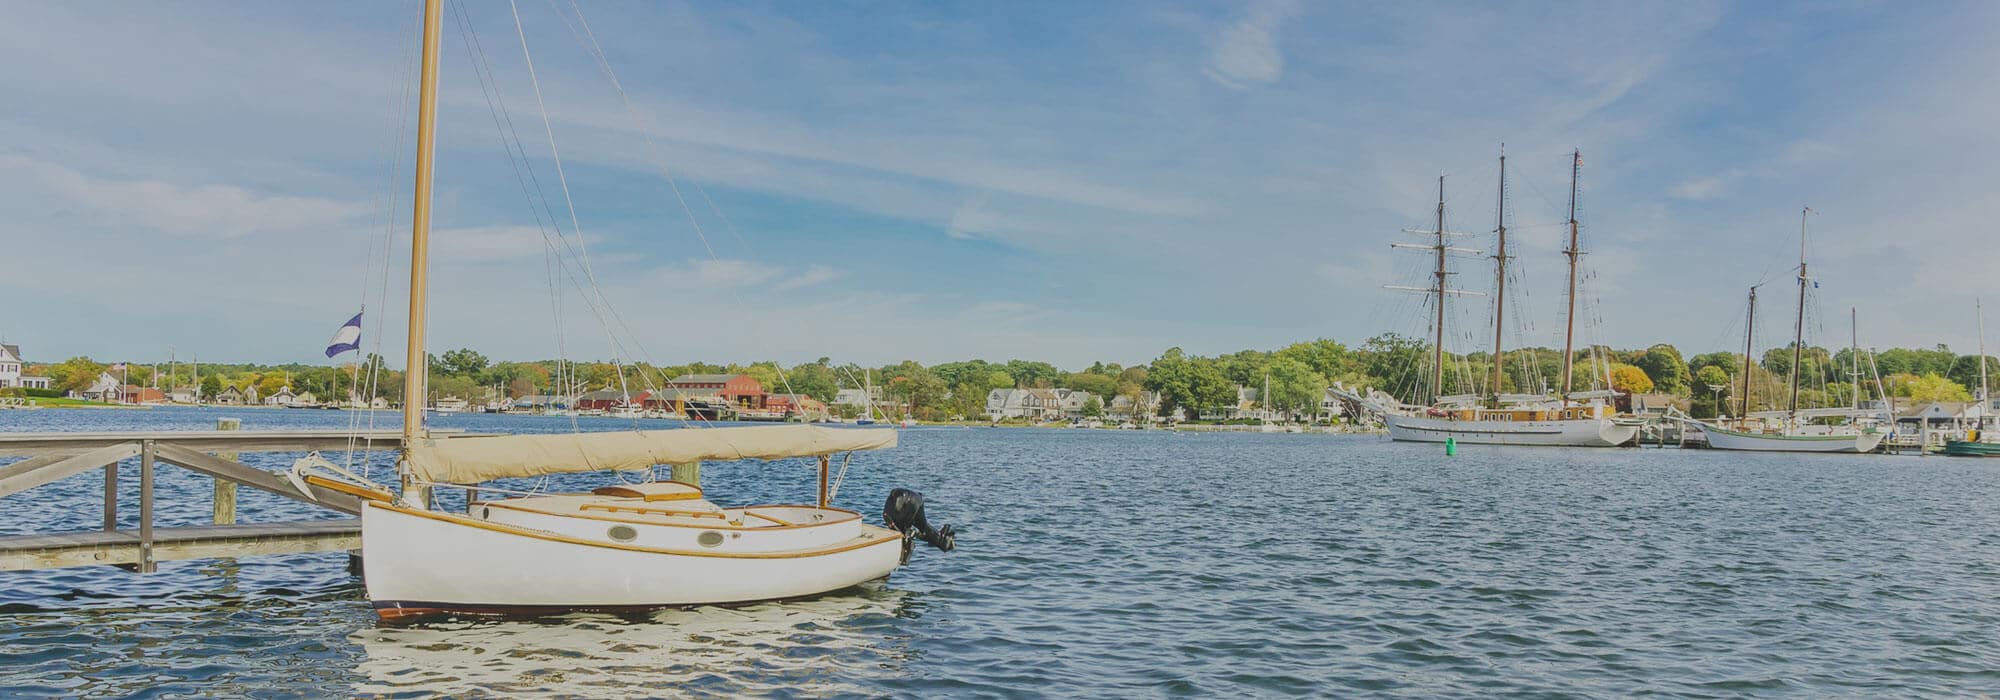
[0,429,430,573]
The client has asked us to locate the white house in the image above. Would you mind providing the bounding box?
[264,386,298,406]
[80,371,122,401]
[0,345,51,390]
[986,388,1095,421]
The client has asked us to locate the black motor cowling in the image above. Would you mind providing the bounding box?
[884,488,955,564]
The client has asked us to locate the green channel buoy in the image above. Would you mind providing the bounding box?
[1445,437,1457,456]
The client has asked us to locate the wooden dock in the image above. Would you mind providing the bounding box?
[0,429,470,573]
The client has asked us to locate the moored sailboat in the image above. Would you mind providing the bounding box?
[299,0,955,621]
[1944,299,1997,457]
[1684,210,1887,453]
[1337,149,1640,447]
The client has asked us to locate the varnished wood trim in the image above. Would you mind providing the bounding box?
[581,502,726,520]
[304,475,396,503]
[481,499,861,531]
[372,502,897,559]
[745,510,795,526]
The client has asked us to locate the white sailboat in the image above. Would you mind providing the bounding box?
[1338,150,1640,447]
[300,0,955,621]
[1689,209,1886,454]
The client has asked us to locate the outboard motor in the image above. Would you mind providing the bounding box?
[883,488,955,564]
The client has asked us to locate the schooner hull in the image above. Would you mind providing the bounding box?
[1384,414,1638,447]
[1699,426,1886,453]
[361,503,903,621]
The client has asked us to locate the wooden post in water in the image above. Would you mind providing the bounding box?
[213,418,240,525]
[671,461,700,487]
[818,455,831,508]
[139,439,155,573]
[102,461,117,532]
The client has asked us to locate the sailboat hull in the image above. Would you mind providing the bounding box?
[361,502,904,621]
[1699,425,1886,453]
[1384,414,1639,447]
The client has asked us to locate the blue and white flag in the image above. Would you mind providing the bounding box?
[325,312,363,358]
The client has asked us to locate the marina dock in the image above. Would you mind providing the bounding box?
[0,429,451,573]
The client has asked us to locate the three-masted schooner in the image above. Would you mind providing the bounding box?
[299,0,955,621]
[1689,209,1888,453]
[1337,150,1641,447]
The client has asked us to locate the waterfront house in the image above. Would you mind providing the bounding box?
[80,372,122,401]
[168,388,198,404]
[0,345,52,390]
[985,387,1094,421]
[764,393,828,420]
[242,385,261,405]
[293,391,320,407]
[119,385,166,404]
[575,389,633,411]
[214,386,245,405]
[265,387,298,406]
[832,387,881,408]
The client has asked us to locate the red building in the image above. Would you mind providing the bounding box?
[119,385,166,404]
[663,374,765,408]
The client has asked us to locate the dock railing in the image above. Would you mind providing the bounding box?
[0,429,436,573]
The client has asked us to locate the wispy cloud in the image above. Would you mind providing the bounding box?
[1204,0,1299,89]
[6,155,365,238]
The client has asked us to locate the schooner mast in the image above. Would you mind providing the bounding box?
[1490,147,1508,405]
[1788,207,1813,426]
[1741,286,1757,425]
[1386,176,1480,405]
[1560,150,1583,400]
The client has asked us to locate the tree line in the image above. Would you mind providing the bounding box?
[16,336,1994,419]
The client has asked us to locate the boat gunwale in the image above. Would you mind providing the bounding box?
[478,497,865,532]
[373,501,896,559]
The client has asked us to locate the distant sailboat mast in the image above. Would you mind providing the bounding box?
[1789,207,1812,427]
[1560,150,1582,400]
[1490,147,1508,405]
[1431,176,1448,404]
[1740,286,1757,426]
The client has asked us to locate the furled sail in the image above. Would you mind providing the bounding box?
[404,425,898,484]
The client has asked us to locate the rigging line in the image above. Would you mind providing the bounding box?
[450,0,582,427]
[549,0,811,409]
[506,0,644,424]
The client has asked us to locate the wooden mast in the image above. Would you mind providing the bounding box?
[400,0,444,500]
[1979,298,1990,423]
[1788,207,1809,425]
[1432,175,1447,404]
[1490,146,1507,405]
[1741,286,1756,426]
[1850,307,1860,411]
[1560,150,1582,400]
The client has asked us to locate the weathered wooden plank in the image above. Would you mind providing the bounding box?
[0,520,360,572]
[0,442,141,497]
[139,441,155,573]
[150,444,366,515]
[0,453,69,482]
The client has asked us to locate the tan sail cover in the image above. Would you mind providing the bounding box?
[404,425,898,484]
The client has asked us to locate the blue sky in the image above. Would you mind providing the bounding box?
[2,1,1995,369]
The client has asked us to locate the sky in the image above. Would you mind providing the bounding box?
[2,0,1996,370]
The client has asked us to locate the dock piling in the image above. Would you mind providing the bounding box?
[213,418,240,525]
[139,440,155,573]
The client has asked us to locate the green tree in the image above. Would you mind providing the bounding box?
[1633,344,1691,396]
[47,356,107,395]
[1004,360,1061,388]
[1948,354,1997,393]
[200,374,223,399]
[438,348,489,377]
[1264,357,1328,415]
[1276,339,1355,381]
[1886,372,1972,403]
[1081,396,1104,418]
[1060,371,1117,398]
[1692,365,1732,418]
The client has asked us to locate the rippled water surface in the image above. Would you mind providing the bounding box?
[4,407,2000,697]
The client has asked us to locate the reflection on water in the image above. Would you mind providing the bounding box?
[351,585,922,697]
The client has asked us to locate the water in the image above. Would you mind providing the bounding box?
[3,407,2000,697]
